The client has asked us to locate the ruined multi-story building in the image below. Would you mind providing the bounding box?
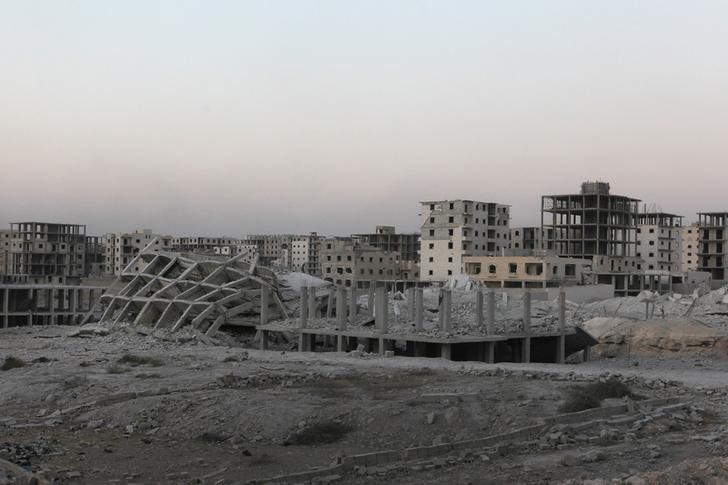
[170,237,241,256]
[241,234,297,268]
[0,229,13,275]
[680,224,700,272]
[697,212,728,280]
[635,212,682,273]
[319,238,401,288]
[419,200,510,282]
[8,222,87,283]
[84,236,106,277]
[352,226,420,262]
[291,232,322,276]
[104,229,174,276]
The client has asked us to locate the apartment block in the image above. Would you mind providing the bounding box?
[352,226,420,262]
[0,229,12,275]
[9,222,87,282]
[84,236,106,277]
[635,212,682,273]
[171,237,241,256]
[697,212,728,280]
[419,200,510,282]
[509,227,553,252]
[291,232,322,276]
[680,224,700,272]
[463,253,590,288]
[242,234,298,268]
[105,229,174,276]
[320,238,401,288]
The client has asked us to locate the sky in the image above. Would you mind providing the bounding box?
[1,1,727,237]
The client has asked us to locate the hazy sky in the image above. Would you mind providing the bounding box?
[1,1,727,237]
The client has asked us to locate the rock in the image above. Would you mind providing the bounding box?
[87,419,104,429]
[625,476,647,485]
[426,412,436,425]
[559,454,579,466]
[444,407,460,424]
[579,450,605,463]
[125,425,134,434]
[432,435,447,446]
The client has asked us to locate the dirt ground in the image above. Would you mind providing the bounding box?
[1,325,728,484]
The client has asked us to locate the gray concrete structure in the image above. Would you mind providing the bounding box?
[1,284,105,328]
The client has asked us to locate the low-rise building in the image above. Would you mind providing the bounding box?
[463,252,590,288]
[320,238,401,288]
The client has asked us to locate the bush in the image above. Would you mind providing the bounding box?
[117,354,163,367]
[107,364,131,374]
[1,356,26,371]
[558,379,636,413]
[283,421,353,446]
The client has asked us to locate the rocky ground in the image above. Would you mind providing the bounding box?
[1,324,728,484]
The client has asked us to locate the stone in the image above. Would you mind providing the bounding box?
[560,454,579,466]
[444,407,460,424]
[426,412,437,425]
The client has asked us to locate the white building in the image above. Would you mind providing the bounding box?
[419,200,510,282]
[635,212,682,273]
[291,232,322,276]
[105,229,174,276]
[680,224,700,272]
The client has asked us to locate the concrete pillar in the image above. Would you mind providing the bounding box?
[375,285,388,334]
[348,287,357,325]
[487,290,495,335]
[442,289,452,332]
[522,337,531,363]
[27,288,34,327]
[522,290,531,334]
[367,283,376,318]
[437,289,445,330]
[326,288,335,318]
[299,286,308,329]
[413,341,426,357]
[337,334,344,352]
[441,343,452,360]
[308,286,317,320]
[645,301,650,320]
[49,289,56,326]
[260,287,270,326]
[406,287,415,322]
[336,286,346,330]
[260,330,269,350]
[558,290,566,331]
[2,289,8,329]
[414,288,424,332]
[485,341,495,363]
[72,289,80,324]
[476,290,484,328]
[583,346,591,362]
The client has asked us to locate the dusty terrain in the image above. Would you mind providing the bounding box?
[1,325,728,484]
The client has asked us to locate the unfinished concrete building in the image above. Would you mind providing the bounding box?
[419,200,510,282]
[88,246,284,333]
[84,236,106,277]
[697,212,728,280]
[9,222,87,283]
[104,230,174,276]
[541,182,644,296]
[241,234,298,268]
[509,227,553,252]
[0,229,12,275]
[635,212,683,273]
[170,237,242,256]
[352,226,420,262]
[1,284,105,328]
[680,224,700,272]
[319,238,402,288]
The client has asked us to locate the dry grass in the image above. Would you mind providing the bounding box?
[1,356,26,371]
[559,379,639,413]
[283,421,353,446]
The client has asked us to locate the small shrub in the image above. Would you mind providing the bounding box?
[249,452,277,466]
[107,364,131,374]
[197,431,229,443]
[117,354,163,367]
[283,421,353,446]
[1,356,26,371]
[558,379,637,413]
[134,372,161,379]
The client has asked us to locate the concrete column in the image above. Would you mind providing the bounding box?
[49,289,56,326]
[558,290,566,331]
[414,288,424,332]
[367,283,376,318]
[2,289,8,329]
[522,337,531,363]
[27,288,34,327]
[522,290,531,334]
[326,288,335,318]
[485,341,495,363]
[406,287,415,322]
[336,286,346,330]
[441,343,452,360]
[583,346,591,362]
[308,286,317,320]
[487,291,495,335]
[437,289,445,330]
[348,287,357,325]
[442,289,452,332]
[72,289,80,324]
[299,286,308,329]
[260,330,269,350]
[260,287,270,325]
[375,285,388,334]
[476,290,484,328]
[645,301,650,320]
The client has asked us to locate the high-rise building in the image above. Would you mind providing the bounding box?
[319,237,401,288]
[697,212,728,280]
[680,224,700,272]
[635,212,682,273]
[291,232,322,276]
[419,200,510,281]
[9,222,87,282]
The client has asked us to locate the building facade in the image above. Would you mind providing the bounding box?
[351,226,420,262]
[170,237,242,256]
[697,212,728,280]
[319,238,401,288]
[419,200,510,282]
[463,253,591,288]
[105,230,174,276]
[9,222,87,282]
[509,227,553,252]
[680,224,700,272]
[635,212,682,273]
[291,233,322,276]
[0,229,12,275]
